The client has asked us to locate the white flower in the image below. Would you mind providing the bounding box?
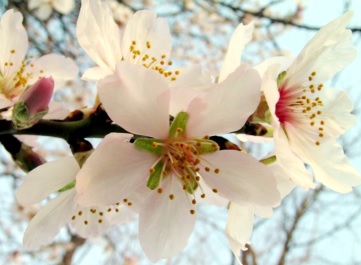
[28,0,75,20]
[75,61,280,261]
[76,0,209,87]
[0,9,78,109]
[262,12,361,192]
[16,152,134,250]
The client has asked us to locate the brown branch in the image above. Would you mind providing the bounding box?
[277,187,323,265]
[60,235,86,265]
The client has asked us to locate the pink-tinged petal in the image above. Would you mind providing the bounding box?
[16,157,79,205]
[286,12,355,88]
[169,86,201,117]
[261,62,282,116]
[187,65,261,138]
[274,126,315,189]
[81,66,112,81]
[200,150,280,206]
[23,189,77,250]
[77,0,122,74]
[0,97,13,108]
[98,62,170,139]
[25,54,79,89]
[0,10,28,77]
[226,203,254,262]
[170,64,212,89]
[53,0,75,14]
[70,205,113,238]
[169,65,213,116]
[286,126,361,193]
[121,10,172,64]
[43,102,69,120]
[219,23,254,82]
[139,178,196,262]
[76,133,157,206]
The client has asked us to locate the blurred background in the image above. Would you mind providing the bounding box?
[1,0,361,264]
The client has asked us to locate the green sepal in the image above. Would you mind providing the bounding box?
[58,180,76,192]
[277,71,287,87]
[260,155,276,165]
[134,138,164,155]
[169,111,188,138]
[195,139,219,155]
[12,101,48,129]
[147,160,164,190]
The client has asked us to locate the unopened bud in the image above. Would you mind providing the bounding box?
[12,77,54,129]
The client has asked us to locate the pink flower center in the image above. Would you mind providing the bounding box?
[275,71,327,146]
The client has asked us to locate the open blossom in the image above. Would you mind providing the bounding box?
[16,151,134,250]
[75,61,280,261]
[262,12,361,192]
[77,0,209,87]
[0,9,79,109]
[28,0,75,20]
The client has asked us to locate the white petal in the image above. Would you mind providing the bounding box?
[286,12,355,87]
[53,0,75,14]
[77,0,122,73]
[319,88,357,138]
[34,4,52,20]
[255,56,292,79]
[274,126,315,189]
[16,157,79,205]
[25,54,79,89]
[200,150,280,206]
[98,62,170,139]
[0,10,28,78]
[28,0,42,9]
[187,65,262,138]
[287,126,361,193]
[23,189,77,250]
[121,10,172,64]
[226,203,254,262]
[81,66,112,81]
[139,178,196,262]
[219,23,254,82]
[76,133,157,206]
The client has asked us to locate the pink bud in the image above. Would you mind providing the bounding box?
[20,77,54,116]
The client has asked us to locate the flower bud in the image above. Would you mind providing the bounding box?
[12,77,54,129]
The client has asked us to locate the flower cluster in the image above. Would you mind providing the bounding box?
[0,0,360,263]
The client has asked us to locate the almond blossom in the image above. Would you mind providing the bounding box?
[262,12,361,192]
[0,9,78,109]
[75,61,280,261]
[77,0,209,88]
[16,149,134,250]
